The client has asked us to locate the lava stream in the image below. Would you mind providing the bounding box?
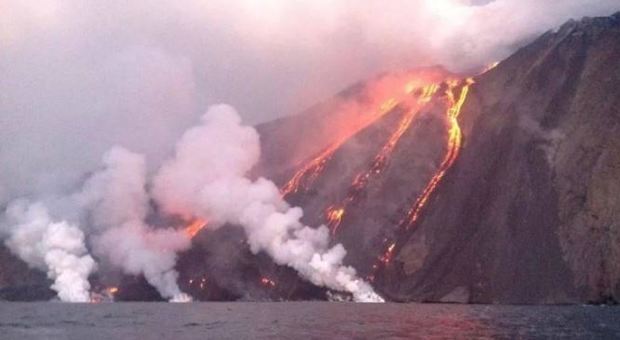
[280,98,399,197]
[184,219,208,238]
[260,277,277,288]
[326,84,440,234]
[377,78,474,267]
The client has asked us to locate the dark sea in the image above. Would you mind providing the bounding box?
[0,302,619,339]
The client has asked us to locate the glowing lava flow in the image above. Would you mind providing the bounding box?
[325,84,440,234]
[184,219,208,238]
[260,277,277,288]
[404,78,473,228]
[280,98,399,197]
[90,286,119,303]
[376,77,474,268]
[280,143,343,197]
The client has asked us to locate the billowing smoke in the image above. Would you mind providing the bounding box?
[75,147,192,302]
[0,147,194,302]
[153,105,383,302]
[1,201,96,302]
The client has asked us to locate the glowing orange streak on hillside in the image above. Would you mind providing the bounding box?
[402,78,473,229]
[260,276,277,288]
[184,219,208,238]
[280,98,399,197]
[377,78,474,267]
[280,143,341,197]
[325,84,440,234]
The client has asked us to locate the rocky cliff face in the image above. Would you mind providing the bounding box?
[380,12,620,304]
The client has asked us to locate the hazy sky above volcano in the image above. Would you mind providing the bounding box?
[1,0,619,202]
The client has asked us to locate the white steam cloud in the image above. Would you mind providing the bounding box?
[0,147,194,302]
[75,147,192,302]
[153,105,383,302]
[1,202,96,302]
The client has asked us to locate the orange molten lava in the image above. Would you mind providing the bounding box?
[325,83,440,234]
[377,78,474,266]
[89,286,120,303]
[401,78,473,229]
[325,205,345,231]
[260,277,277,288]
[379,243,396,264]
[280,97,399,197]
[184,219,208,238]
[280,142,341,197]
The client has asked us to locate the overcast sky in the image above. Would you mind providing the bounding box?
[1,0,619,203]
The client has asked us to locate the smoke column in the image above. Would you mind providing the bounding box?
[75,147,192,302]
[2,201,96,302]
[153,105,384,302]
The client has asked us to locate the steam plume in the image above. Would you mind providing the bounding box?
[2,201,96,302]
[76,147,192,302]
[153,105,384,302]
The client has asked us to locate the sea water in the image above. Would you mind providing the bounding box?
[0,302,618,339]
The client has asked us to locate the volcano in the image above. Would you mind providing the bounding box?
[1,12,620,304]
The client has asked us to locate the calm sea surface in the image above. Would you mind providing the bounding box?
[0,302,618,339]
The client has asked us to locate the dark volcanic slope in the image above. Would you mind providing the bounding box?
[381,13,620,304]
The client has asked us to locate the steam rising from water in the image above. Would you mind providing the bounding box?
[76,147,192,302]
[2,202,96,302]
